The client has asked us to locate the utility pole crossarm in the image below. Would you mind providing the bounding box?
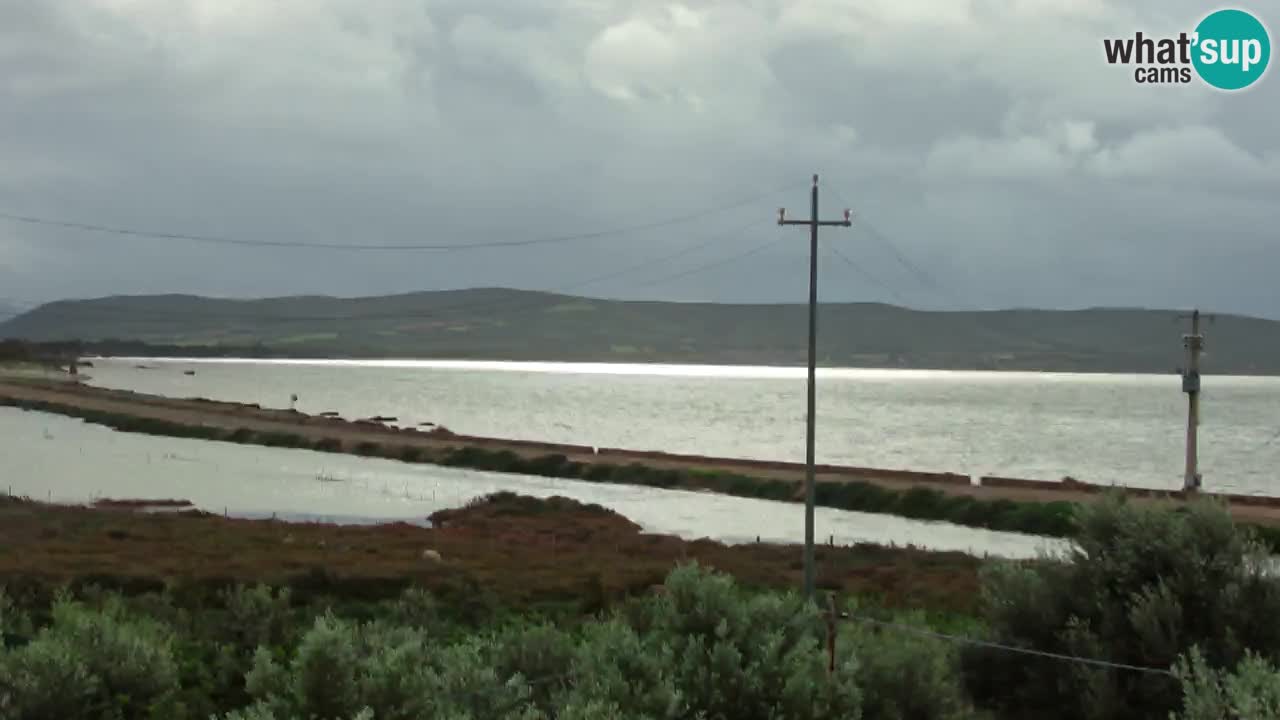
[774,173,854,603]
[778,211,852,227]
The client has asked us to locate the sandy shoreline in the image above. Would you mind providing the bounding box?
[4,375,1280,526]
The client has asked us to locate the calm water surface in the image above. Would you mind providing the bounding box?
[86,358,1280,495]
[1,408,1062,559]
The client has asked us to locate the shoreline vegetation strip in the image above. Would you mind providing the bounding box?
[4,393,1278,551]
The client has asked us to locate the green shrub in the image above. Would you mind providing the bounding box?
[398,446,423,462]
[313,437,342,453]
[0,595,181,719]
[896,486,949,520]
[523,454,571,477]
[581,563,863,720]
[582,464,617,483]
[380,588,440,632]
[491,623,575,714]
[559,618,681,719]
[442,446,487,468]
[228,428,255,443]
[220,585,295,654]
[965,493,1280,720]
[252,432,284,446]
[615,464,680,489]
[0,587,33,648]
[1172,648,1280,720]
[353,442,381,457]
[844,609,975,720]
[236,614,534,720]
[490,450,526,473]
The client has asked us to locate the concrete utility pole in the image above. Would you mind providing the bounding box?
[777,174,852,601]
[1179,310,1206,492]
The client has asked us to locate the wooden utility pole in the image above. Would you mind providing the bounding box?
[1179,310,1205,492]
[777,174,852,601]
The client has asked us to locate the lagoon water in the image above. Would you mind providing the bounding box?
[0,408,1063,559]
[6,357,1277,558]
[85,357,1280,496]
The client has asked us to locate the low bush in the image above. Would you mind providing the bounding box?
[523,453,572,477]
[965,493,1280,720]
[313,437,342,453]
[1172,648,1280,719]
[227,427,256,443]
[257,432,308,449]
[0,564,982,720]
[0,588,33,648]
[0,594,181,719]
[352,441,381,457]
[843,608,975,720]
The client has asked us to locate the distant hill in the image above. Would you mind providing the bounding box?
[3,288,1278,374]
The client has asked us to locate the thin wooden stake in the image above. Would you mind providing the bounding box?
[826,593,837,678]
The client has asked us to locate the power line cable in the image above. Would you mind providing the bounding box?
[819,182,970,309]
[633,231,789,289]
[817,179,1213,365]
[0,217,762,326]
[824,243,913,308]
[559,217,761,291]
[0,180,801,253]
[840,613,1174,676]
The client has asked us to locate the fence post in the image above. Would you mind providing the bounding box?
[826,593,837,678]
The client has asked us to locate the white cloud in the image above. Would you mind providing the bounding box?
[583,4,774,114]
[924,133,1075,181]
[450,15,583,97]
[1087,125,1280,186]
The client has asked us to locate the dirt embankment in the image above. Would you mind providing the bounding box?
[3,377,1279,526]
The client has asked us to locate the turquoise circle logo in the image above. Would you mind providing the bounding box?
[1192,9,1271,90]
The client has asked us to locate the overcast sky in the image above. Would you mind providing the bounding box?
[0,0,1276,317]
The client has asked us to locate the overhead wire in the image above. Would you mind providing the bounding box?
[839,612,1175,677]
[633,228,789,289]
[824,242,913,308]
[818,178,1092,351]
[0,180,801,253]
[0,216,767,326]
[350,611,1173,720]
[819,181,969,309]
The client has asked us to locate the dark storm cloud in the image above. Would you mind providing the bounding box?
[0,0,1276,317]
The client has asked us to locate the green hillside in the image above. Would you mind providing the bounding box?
[3,288,1278,374]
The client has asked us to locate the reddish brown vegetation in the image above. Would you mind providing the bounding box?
[92,498,195,509]
[0,493,981,613]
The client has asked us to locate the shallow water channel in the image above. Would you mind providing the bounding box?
[3,408,1066,559]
